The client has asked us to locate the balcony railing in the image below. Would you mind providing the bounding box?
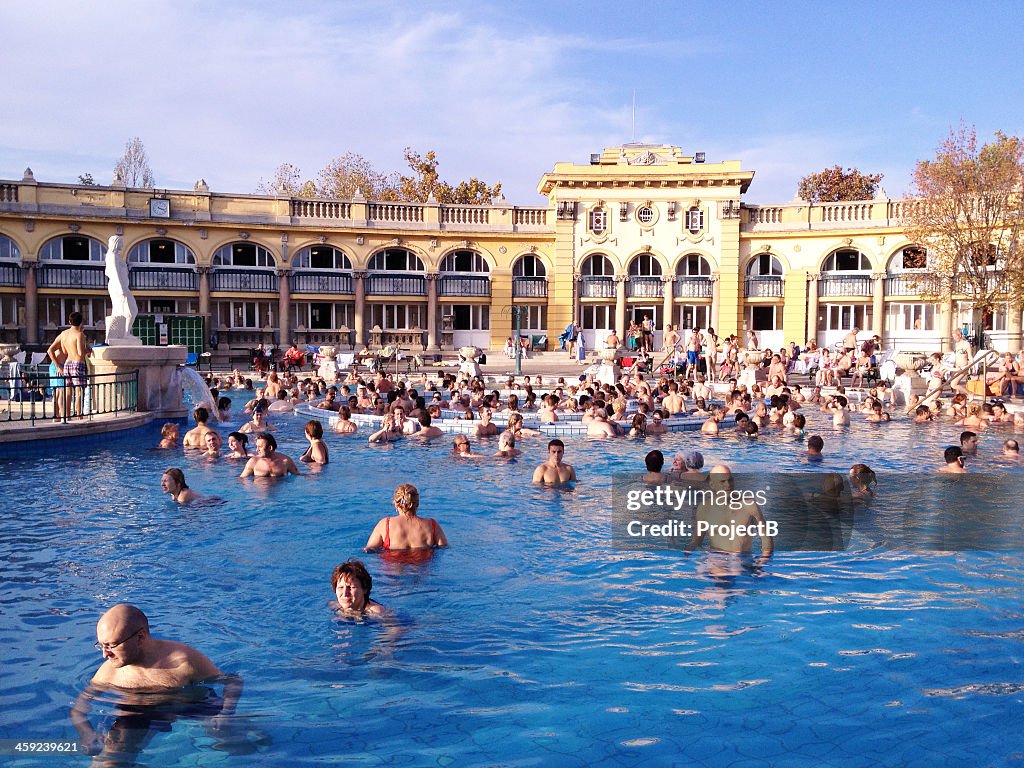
[513,207,548,226]
[368,203,424,223]
[884,273,936,296]
[0,368,137,425]
[129,266,197,291]
[290,199,351,219]
[439,275,491,297]
[512,276,548,298]
[367,274,427,296]
[0,262,24,287]
[954,271,1008,295]
[674,276,713,299]
[626,276,664,299]
[441,206,489,226]
[38,263,105,289]
[580,276,616,299]
[209,270,278,292]
[818,274,873,297]
[744,276,783,298]
[289,272,354,294]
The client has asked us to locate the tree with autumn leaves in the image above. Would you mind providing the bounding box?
[257,148,501,205]
[797,166,883,203]
[901,125,1024,336]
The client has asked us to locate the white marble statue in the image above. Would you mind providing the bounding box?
[104,234,140,344]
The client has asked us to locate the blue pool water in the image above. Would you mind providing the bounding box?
[1,404,1022,766]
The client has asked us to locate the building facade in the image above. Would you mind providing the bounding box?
[1,144,1021,359]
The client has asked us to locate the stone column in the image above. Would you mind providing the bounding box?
[277,268,290,347]
[615,274,627,338]
[197,265,212,344]
[426,272,440,351]
[939,296,954,353]
[872,272,885,340]
[353,271,366,347]
[1007,302,1023,354]
[806,272,820,348]
[24,261,39,345]
[661,275,674,332]
[710,272,721,332]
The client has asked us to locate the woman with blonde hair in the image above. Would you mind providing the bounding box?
[364,484,448,552]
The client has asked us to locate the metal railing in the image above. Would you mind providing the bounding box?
[38,264,105,289]
[674,276,713,299]
[580,275,616,298]
[366,274,427,296]
[884,273,936,296]
[439,275,491,297]
[512,276,548,298]
[744,276,783,298]
[209,270,278,292]
[0,365,138,424]
[290,272,354,294]
[818,274,873,297]
[626,276,665,298]
[0,262,24,287]
[129,266,198,291]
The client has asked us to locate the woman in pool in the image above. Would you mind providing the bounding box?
[849,463,877,501]
[161,467,200,505]
[333,405,358,434]
[364,483,448,552]
[331,559,388,619]
[452,434,481,457]
[301,420,329,464]
[368,412,403,443]
[157,423,179,449]
[226,431,251,458]
[628,413,647,437]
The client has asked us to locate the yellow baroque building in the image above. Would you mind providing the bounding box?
[1,144,1020,362]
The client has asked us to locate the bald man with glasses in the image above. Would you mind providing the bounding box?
[72,604,242,755]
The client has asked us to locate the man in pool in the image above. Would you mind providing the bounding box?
[182,407,215,449]
[71,604,242,756]
[641,450,668,484]
[239,433,300,477]
[960,430,979,456]
[161,468,200,504]
[532,439,577,486]
[939,445,967,474]
[688,465,774,558]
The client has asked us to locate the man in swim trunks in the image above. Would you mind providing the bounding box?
[532,439,577,486]
[239,433,300,477]
[72,604,242,756]
[183,407,216,448]
[47,310,91,419]
[688,465,774,558]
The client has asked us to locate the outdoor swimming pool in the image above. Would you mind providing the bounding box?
[1,404,1022,766]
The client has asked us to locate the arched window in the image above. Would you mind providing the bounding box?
[40,236,105,262]
[513,254,546,277]
[822,248,871,272]
[676,254,711,276]
[368,248,424,272]
[213,242,275,268]
[292,245,351,271]
[128,239,196,265]
[0,234,21,262]
[580,253,614,276]
[887,246,928,272]
[628,253,663,276]
[439,250,489,273]
[746,253,783,277]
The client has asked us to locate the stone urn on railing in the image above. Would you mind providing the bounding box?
[318,344,338,381]
[458,345,483,378]
[596,345,622,386]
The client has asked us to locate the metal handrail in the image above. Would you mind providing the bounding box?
[0,366,138,424]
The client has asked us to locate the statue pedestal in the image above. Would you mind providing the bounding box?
[458,345,483,379]
[596,347,621,386]
[91,345,188,419]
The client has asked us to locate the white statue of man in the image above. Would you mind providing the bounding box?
[104,234,140,344]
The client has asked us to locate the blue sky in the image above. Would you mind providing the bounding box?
[2,0,1022,204]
